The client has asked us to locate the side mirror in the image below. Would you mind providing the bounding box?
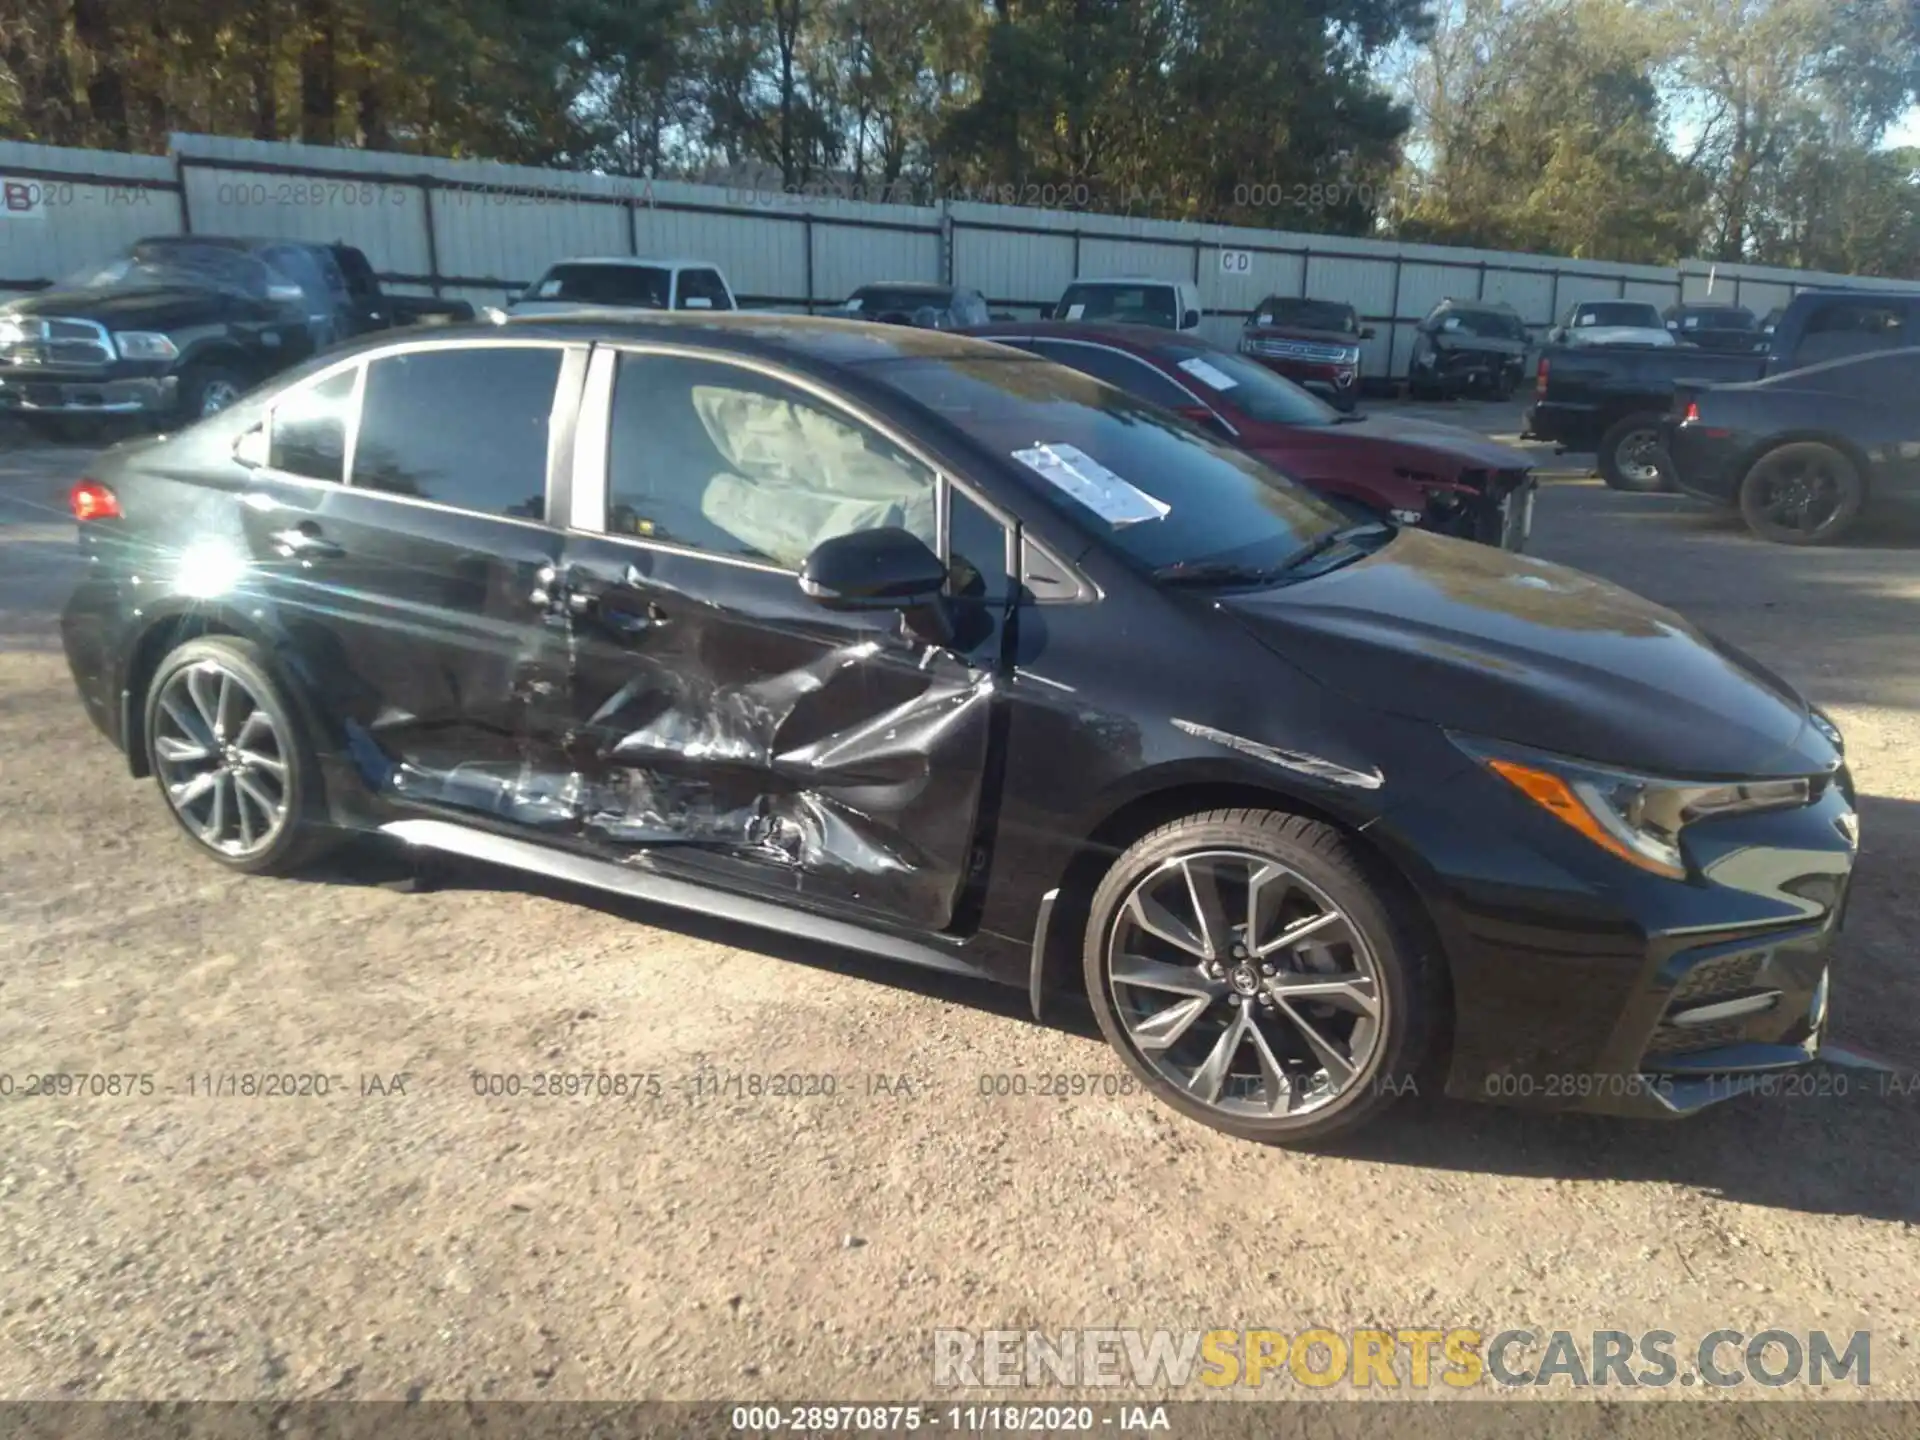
[1360,326,1377,340]
[1037,304,1054,320]
[799,527,948,611]
[1182,308,1201,329]
[233,422,268,469]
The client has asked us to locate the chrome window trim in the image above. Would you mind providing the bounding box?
[244,336,578,533]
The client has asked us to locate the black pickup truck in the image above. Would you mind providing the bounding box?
[0,235,472,435]
[1524,287,1920,489]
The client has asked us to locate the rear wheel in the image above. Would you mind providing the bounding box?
[1598,412,1671,492]
[1738,442,1864,546]
[1083,808,1436,1145]
[143,637,334,875]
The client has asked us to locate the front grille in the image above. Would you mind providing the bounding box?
[0,316,114,368]
[1644,1016,1751,1057]
[1247,338,1352,364]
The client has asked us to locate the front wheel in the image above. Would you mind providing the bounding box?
[143,636,334,874]
[1738,442,1864,545]
[1083,808,1436,1145]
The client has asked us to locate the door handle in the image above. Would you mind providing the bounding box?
[571,590,665,636]
[269,523,344,560]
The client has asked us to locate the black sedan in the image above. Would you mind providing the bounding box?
[59,313,1857,1144]
[1664,348,1920,544]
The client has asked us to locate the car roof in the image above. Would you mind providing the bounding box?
[849,281,954,292]
[539,256,721,271]
[1066,276,1187,287]
[1668,301,1751,312]
[315,310,1014,367]
[963,320,1214,354]
[1433,296,1519,314]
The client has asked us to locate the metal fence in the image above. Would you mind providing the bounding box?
[7,132,1920,379]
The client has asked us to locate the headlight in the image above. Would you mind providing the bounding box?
[1452,734,1811,878]
[113,331,179,361]
[0,316,27,347]
[1341,346,1361,364]
[1809,707,1844,755]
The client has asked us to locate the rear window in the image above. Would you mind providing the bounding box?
[847,287,952,319]
[1057,284,1178,327]
[1572,302,1662,329]
[1673,307,1756,331]
[528,264,670,308]
[1437,307,1527,340]
[867,354,1344,574]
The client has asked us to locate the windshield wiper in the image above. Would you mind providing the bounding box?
[1272,520,1394,578]
[1150,559,1288,588]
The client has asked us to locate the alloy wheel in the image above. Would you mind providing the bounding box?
[1616,428,1664,486]
[1752,459,1841,536]
[152,659,291,858]
[199,380,242,417]
[1106,850,1386,1119]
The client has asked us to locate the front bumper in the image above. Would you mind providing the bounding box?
[1379,757,1859,1118]
[1245,354,1359,401]
[0,368,176,415]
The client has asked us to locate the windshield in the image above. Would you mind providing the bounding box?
[1056,283,1178,327]
[1253,298,1357,333]
[1161,344,1341,426]
[847,287,950,317]
[1675,307,1756,331]
[1435,307,1527,340]
[60,240,285,300]
[1573,302,1662,329]
[867,354,1345,574]
[525,263,669,308]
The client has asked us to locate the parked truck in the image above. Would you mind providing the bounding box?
[0,234,473,436]
[1525,288,1920,489]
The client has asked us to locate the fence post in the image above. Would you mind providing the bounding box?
[174,152,193,233]
[417,174,442,297]
[1547,270,1560,327]
[626,193,639,256]
[939,198,954,286]
[1387,256,1403,373]
[1476,261,1487,300]
[803,211,815,313]
[1300,246,1311,297]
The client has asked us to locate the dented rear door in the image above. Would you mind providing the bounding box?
[547,347,1014,933]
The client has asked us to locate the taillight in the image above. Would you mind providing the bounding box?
[70,478,122,521]
[1682,401,1701,423]
[1534,357,1549,396]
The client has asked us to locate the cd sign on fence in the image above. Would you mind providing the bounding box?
[1218,249,1252,275]
[2,178,49,220]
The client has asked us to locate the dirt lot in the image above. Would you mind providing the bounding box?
[3,409,1919,1411]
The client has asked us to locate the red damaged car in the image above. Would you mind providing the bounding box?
[966,321,1538,550]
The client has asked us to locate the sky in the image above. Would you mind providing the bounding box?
[1888,105,1920,149]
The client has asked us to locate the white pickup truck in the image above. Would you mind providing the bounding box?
[1043,276,1204,332]
[507,257,738,316]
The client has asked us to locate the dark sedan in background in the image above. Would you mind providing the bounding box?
[831,282,991,329]
[59,312,1855,1145]
[967,320,1536,549]
[1237,296,1372,411]
[1406,298,1532,399]
[1664,348,1920,545]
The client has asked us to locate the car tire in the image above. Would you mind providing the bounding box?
[1597,412,1672,492]
[1082,807,1437,1146]
[175,362,250,423]
[1737,441,1865,546]
[143,636,335,875]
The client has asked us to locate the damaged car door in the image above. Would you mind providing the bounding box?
[548,347,1014,932]
[231,340,582,818]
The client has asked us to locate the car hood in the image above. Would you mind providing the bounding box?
[507,299,666,316]
[1327,413,1532,472]
[1566,326,1674,348]
[1218,528,1826,779]
[2,283,236,328]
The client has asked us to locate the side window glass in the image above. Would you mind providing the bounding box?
[269,367,358,482]
[606,353,936,570]
[678,269,734,311]
[351,346,561,519]
[947,485,1012,604]
[1032,341,1195,410]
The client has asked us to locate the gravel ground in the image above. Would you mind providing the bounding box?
[3,412,1918,1413]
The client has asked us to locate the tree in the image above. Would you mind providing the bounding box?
[1394,0,1700,262]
